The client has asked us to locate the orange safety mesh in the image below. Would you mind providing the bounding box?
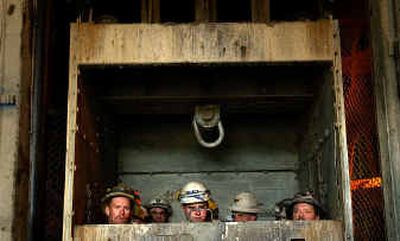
[340,19,387,241]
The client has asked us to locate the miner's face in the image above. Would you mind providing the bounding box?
[105,196,132,224]
[182,202,209,222]
[149,207,168,223]
[292,203,319,221]
[233,212,257,222]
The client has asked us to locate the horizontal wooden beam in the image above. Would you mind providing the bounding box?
[70,20,335,65]
[74,221,343,241]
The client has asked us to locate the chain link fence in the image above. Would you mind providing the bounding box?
[340,19,387,241]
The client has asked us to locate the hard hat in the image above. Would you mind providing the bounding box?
[289,190,327,218]
[274,197,293,220]
[101,183,136,205]
[291,191,323,210]
[178,181,211,204]
[145,198,173,215]
[230,192,264,214]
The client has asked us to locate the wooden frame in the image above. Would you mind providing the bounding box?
[63,19,353,241]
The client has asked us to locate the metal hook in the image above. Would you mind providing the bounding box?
[192,105,224,148]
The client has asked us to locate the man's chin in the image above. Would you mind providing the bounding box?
[191,217,206,222]
[112,219,129,224]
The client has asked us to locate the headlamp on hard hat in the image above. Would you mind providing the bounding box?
[178,181,211,204]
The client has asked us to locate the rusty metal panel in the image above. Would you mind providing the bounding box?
[74,221,343,241]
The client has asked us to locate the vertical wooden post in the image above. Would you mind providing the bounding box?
[195,0,216,22]
[331,19,354,241]
[251,0,270,23]
[141,0,160,23]
[370,0,400,240]
[62,24,80,241]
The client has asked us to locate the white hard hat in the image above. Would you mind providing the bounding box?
[230,192,264,214]
[178,181,211,204]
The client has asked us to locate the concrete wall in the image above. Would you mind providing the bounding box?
[0,0,23,240]
[118,115,300,221]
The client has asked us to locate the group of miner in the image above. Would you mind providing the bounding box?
[101,181,325,224]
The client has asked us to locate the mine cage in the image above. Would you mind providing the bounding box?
[64,10,352,240]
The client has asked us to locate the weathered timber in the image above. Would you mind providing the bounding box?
[251,0,270,23]
[70,21,334,65]
[141,0,160,23]
[74,221,343,241]
[195,0,217,22]
[370,0,400,240]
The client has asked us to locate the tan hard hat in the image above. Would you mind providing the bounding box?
[230,192,264,214]
[101,183,136,205]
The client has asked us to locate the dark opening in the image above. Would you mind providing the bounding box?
[270,0,321,21]
[216,0,251,22]
[160,0,195,23]
[77,62,326,224]
[92,0,141,23]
